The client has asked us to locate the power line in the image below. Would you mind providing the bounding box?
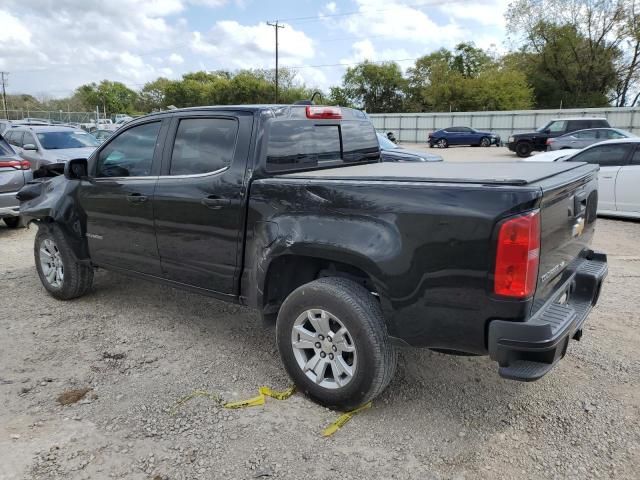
[266,21,286,103]
[1,72,8,119]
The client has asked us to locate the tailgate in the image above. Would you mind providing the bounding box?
[532,164,599,313]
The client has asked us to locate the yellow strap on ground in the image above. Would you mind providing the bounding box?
[223,385,296,409]
[171,389,223,415]
[322,402,372,437]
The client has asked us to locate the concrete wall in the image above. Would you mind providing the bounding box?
[369,107,640,143]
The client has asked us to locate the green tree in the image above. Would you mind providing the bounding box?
[406,44,533,112]
[138,77,173,111]
[75,80,139,114]
[339,61,406,113]
[506,0,639,106]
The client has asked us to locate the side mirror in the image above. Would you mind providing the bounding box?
[64,158,90,180]
[23,143,37,151]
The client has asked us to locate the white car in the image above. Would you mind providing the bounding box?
[520,149,581,162]
[560,139,640,219]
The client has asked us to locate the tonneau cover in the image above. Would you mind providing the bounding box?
[280,161,594,186]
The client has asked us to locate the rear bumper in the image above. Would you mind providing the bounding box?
[488,251,608,381]
[0,191,21,217]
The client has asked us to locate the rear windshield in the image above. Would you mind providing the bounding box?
[0,136,13,156]
[266,120,379,172]
[36,131,100,149]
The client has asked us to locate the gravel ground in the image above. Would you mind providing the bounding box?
[1,215,639,480]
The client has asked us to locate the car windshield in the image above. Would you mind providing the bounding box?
[377,134,398,149]
[36,131,100,149]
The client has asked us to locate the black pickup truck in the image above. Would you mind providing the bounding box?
[18,105,608,410]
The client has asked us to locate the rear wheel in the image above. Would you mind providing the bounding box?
[276,277,397,410]
[3,217,24,228]
[516,142,533,158]
[480,137,491,147]
[436,138,448,148]
[34,225,94,300]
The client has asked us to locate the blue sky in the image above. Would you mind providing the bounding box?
[0,0,510,98]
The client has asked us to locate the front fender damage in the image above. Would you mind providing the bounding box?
[18,174,90,261]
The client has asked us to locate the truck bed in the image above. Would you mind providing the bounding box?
[281,161,591,186]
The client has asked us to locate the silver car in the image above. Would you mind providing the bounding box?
[547,128,634,151]
[4,125,99,170]
[0,133,32,228]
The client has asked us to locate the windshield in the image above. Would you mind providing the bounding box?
[377,133,398,149]
[36,131,100,149]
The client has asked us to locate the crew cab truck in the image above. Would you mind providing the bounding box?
[18,105,608,410]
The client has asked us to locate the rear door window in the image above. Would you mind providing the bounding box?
[568,144,632,167]
[6,131,23,147]
[0,136,13,155]
[169,118,238,175]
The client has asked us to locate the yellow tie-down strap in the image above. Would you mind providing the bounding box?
[174,385,370,437]
[321,401,372,437]
[223,385,296,409]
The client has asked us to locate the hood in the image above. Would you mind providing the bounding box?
[381,148,443,162]
[44,147,96,161]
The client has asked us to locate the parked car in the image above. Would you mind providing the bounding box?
[377,133,442,162]
[560,139,640,219]
[428,126,500,148]
[508,117,610,157]
[4,126,100,170]
[0,133,32,228]
[92,129,114,144]
[521,149,581,162]
[547,128,634,151]
[0,120,12,134]
[18,104,607,409]
[81,119,118,133]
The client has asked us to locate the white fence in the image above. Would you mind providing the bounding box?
[369,107,640,143]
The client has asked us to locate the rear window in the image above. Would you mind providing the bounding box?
[0,136,13,155]
[266,120,379,172]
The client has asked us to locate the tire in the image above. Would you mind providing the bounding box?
[436,138,448,148]
[276,277,397,410]
[515,142,532,158]
[3,216,24,228]
[34,224,94,300]
[480,137,491,147]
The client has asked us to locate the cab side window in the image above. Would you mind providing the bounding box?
[169,118,238,175]
[631,148,640,165]
[548,120,567,133]
[96,122,161,177]
[568,144,631,167]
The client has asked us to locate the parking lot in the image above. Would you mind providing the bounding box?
[1,145,638,480]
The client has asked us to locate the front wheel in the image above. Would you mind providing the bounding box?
[34,225,94,300]
[436,138,448,148]
[276,277,397,410]
[480,137,491,147]
[515,142,533,158]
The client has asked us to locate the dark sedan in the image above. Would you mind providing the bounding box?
[377,133,443,162]
[428,126,500,148]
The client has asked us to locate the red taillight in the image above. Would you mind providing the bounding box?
[494,210,540,299]
[0,159,30,170]
[306,105,342,119]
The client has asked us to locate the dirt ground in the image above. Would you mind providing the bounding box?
[1,167,639,479]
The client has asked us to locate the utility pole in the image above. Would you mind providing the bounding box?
[266,21,285,104]
[0,72,9,120]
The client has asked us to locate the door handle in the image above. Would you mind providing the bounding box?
[126,193,148,204]
[201,196,230,209]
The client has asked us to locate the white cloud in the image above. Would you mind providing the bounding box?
[168,53,185,64]
[441,0,510,28]
[327,0,468,48]
[325,2,337,13]
[191,21,314,69]
[339,39,412,70]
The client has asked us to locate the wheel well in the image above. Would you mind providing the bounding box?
[262,255,376,315]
